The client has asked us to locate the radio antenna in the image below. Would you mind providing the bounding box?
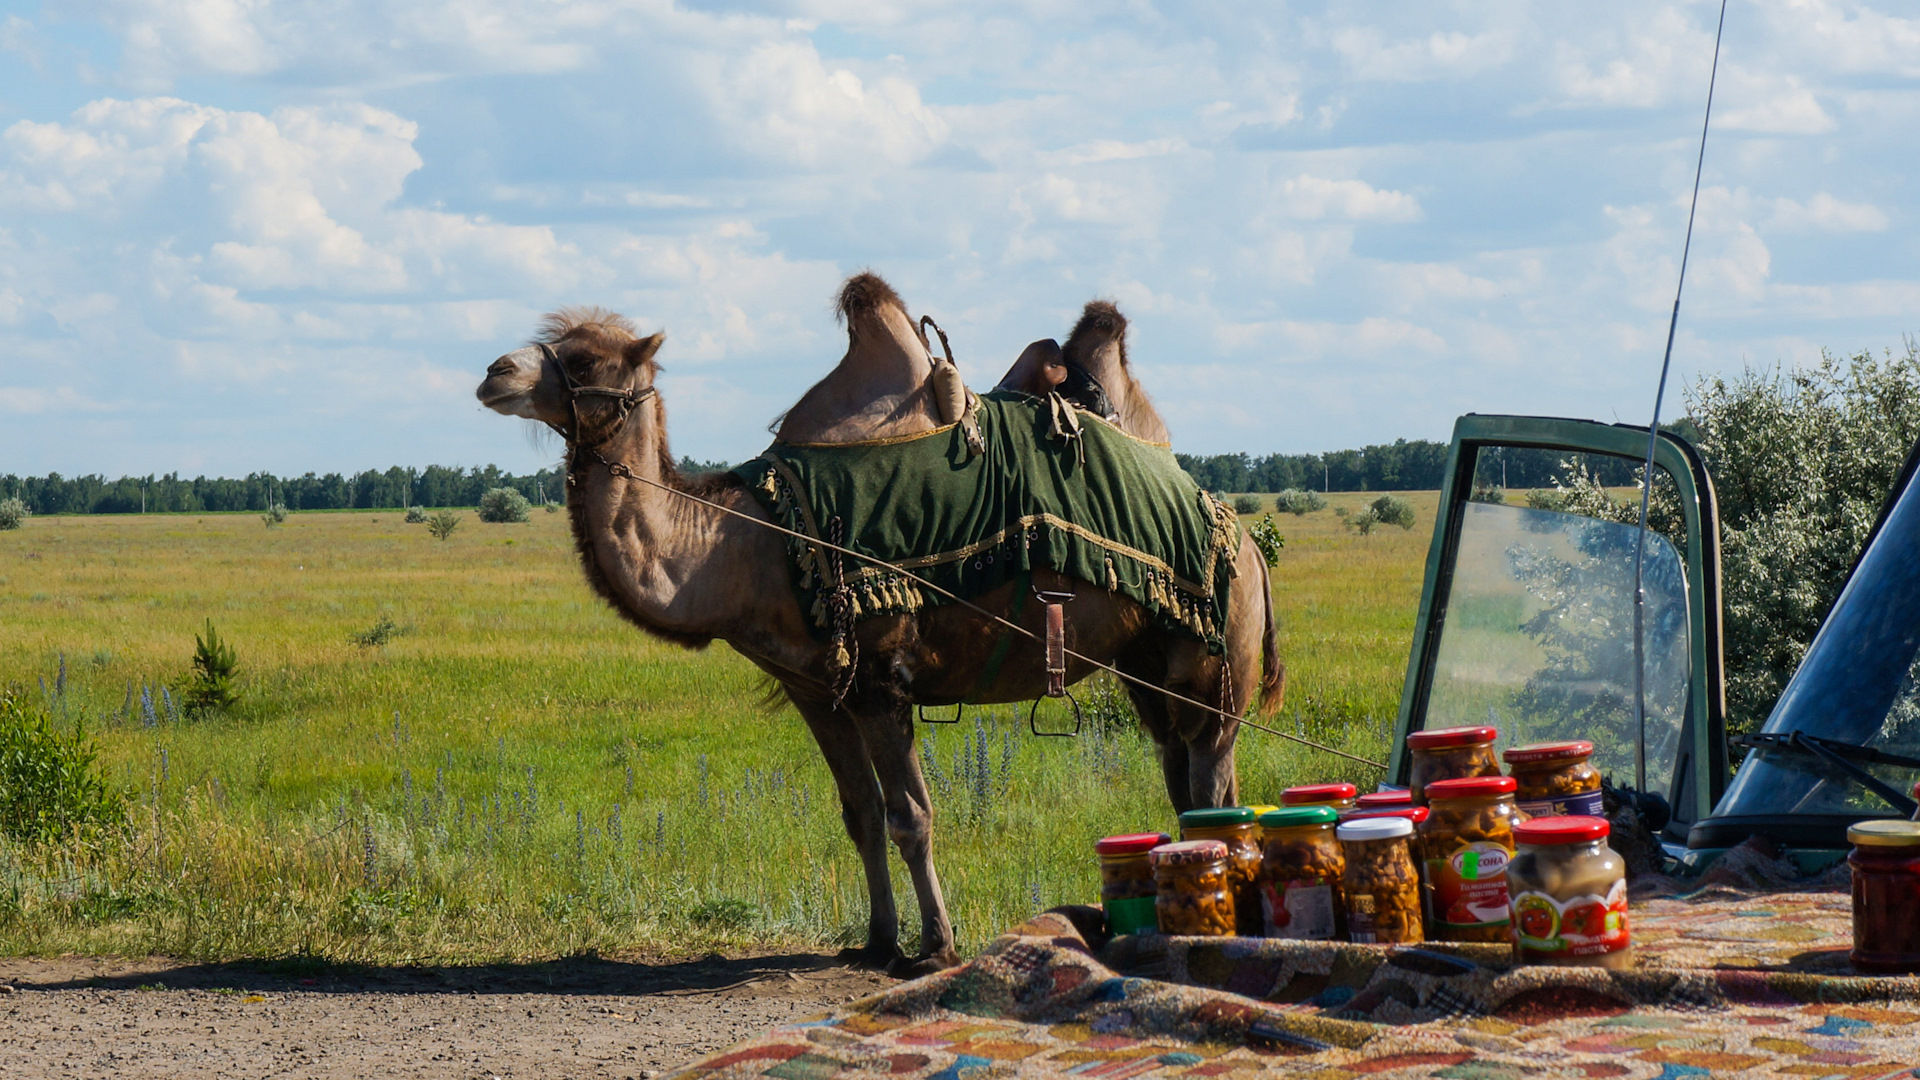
[1633,0,1729,794]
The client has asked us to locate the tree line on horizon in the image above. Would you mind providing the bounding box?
[1,438,1658,516]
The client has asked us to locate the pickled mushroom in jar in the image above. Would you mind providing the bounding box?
[1406,725,1501,805]
[1150,839,1236,937]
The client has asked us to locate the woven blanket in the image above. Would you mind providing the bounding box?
[665,889,1920,1079]
[732,393,1240,653]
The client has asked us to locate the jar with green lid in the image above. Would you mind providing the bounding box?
[1180,807,1263,935]
[1848,819,1920,974]
[1149,840,1235,936]
[1256,807,1346,939]
[1095,832,1170,936]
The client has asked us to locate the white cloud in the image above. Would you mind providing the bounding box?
[1767,192,1888,232]
[696,40,949,168]
[1332,26,1516,82]
[1274,175,1421,222]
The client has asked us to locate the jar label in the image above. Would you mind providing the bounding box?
[1347,894,1380,944]
[1512,878,1629,958]
[1104,896,1159,936]
[1424,842,1513,930]
[1516,790,1604,819]
[1259,881,1336,940]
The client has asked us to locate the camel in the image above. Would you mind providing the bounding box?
[474,278,1282,976]
[995,300,1172,446]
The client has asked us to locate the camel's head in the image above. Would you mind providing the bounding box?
[1062,301,1129,386]
[476,307,665,443]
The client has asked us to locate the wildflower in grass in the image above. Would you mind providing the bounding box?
[120,681,134,723]
[610,804,622,845]
[624,765,634,796]
[160,746,169,784]
[1029,881,1043,912]
[140,685,156,728]
[55,653,66,698]
[999,729,1015,797]
[575,809,586,864]
[655,809,666,851]
[162,686,178,724]
[362,823,377,884]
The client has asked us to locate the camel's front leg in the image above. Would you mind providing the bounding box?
[852,701,960,977]
[790,695,902,969]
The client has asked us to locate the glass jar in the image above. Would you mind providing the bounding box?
[1504,741,1602,819]
[1180,807,1264,936]
[1095,832,1170,936]
[1337,816,1423,944]
[1281,783,1358,814]
[1504,816,1630,968]
[1149,839,1236,936]
[1346,806,1429,826]
[1847,819,1920,974]
[1419,775,1524,942]
[1244,804,1279,839]
[1406,725,1501,805]
[1256,807,1346,940]
[1355,789,1413,814]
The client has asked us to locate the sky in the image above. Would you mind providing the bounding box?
[0,0,1916,478]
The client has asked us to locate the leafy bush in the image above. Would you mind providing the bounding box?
[404,505,427,524]
[348,615,404,648]
[1275,489,1327,515]
[1346,511,1378,535]
[1369,494,1416,530]
[0,688,125,844]
[260,502,288,527]
[183,620,240,715]
[1469,483,1507,504]
[0,496,28,530]
[1525,488,1568,512]
[427,509,462,541]
[1248,514,1285,567]
[543,502,559,514]
[1534,346,1920,737]
[478,487,532,523]
[1231,494,1262,515]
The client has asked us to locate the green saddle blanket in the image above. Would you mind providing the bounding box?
[731,391,1239,653]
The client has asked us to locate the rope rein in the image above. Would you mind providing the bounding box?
[559,382,1385,770]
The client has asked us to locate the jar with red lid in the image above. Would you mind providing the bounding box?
[1180,807,1264,935]
[1355,789,1413,813]
[1282,783,1358,813]
[1150,840,1236,936]
[1096,832,1170,936]
[1504,741,1602,819]
[1419,775,1524,942]
[1406,725,1501,805]
[1346,806,1430,826]
[1847,819,1920,974]
[1504,815,1630,968]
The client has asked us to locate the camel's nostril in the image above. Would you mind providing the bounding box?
[487,357,516,377]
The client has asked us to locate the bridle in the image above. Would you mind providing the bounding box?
[537,340,658,483]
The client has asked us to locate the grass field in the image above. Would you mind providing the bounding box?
[0,491,1433,964]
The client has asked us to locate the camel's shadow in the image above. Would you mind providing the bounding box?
[7,949,873,997]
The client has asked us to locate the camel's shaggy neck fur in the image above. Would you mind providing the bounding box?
[1062,301,1171,445]
[540,310,819,679]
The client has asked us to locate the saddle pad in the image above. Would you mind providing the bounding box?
[731,392,1240,654]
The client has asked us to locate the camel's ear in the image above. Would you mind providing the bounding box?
[623,332,665,368]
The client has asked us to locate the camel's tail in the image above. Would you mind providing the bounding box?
[1256,555,1287,718]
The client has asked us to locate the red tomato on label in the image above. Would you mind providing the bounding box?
[1561,902,1607,938]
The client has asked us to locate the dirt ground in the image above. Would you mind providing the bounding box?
[0,951,893,1079]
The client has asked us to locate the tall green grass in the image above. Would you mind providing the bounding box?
[0,496,1427,962]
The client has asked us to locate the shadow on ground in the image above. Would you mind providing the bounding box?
[3,949,866,997]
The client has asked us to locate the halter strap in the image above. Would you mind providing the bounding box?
[539,341,658,450]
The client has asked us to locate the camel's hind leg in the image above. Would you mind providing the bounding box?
[848,699,959,977]
[789,694,902,969]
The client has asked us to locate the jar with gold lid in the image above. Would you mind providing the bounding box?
[1847,819,1920,974]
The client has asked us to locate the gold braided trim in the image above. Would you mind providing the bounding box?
[836,511,1219,598]
[1077,409,1172,449]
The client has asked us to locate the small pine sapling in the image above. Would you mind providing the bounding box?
[184,619,240,715]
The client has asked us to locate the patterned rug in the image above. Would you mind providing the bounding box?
[664,882,1920,1079]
